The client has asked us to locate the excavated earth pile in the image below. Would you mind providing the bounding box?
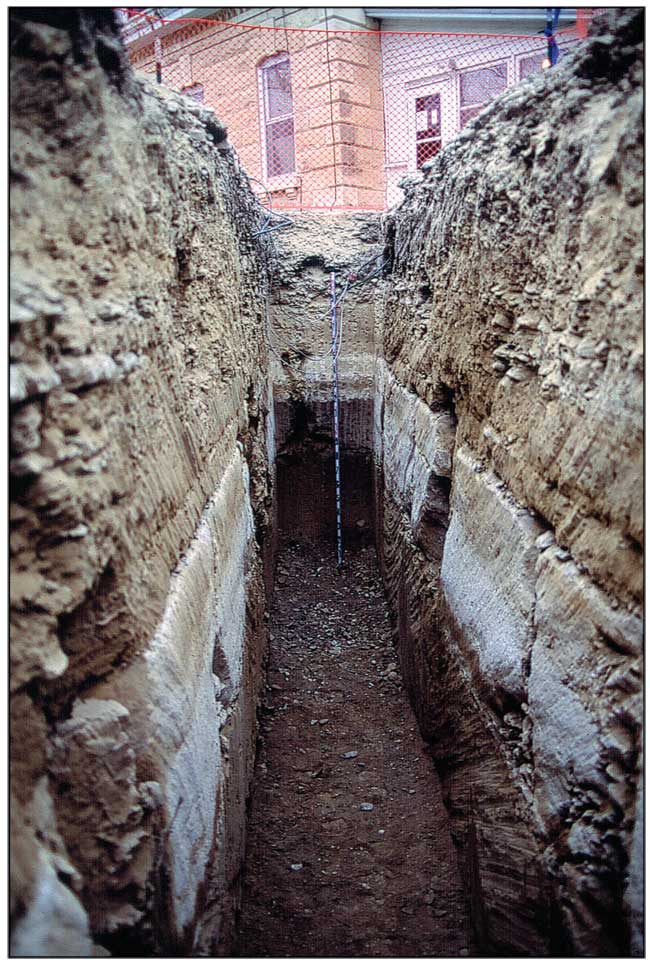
[9,7,643,960]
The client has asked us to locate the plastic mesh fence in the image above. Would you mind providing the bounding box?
[119,9,595,211]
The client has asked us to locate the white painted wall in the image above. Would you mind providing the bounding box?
[380,30,581,207]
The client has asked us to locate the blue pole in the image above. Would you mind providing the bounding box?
[545,8,561,65]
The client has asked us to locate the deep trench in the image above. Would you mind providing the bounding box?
[8,9,644,957]
[233,400,474,956]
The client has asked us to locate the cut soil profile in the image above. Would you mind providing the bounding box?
[235,541,475,957]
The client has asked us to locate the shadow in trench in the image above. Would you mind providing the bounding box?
[233,430,475,957]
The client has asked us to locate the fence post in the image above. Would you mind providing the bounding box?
[155,35,162,83]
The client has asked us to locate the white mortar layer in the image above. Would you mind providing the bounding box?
[265,376,276,471]
[272,353,375,405]
[529,548,642,827]
[144,450,254,935]
[529,638,602,822]
[378,361,456,532]
[11,848,94,957]
[373,358,386,468]
[440,446,544,701]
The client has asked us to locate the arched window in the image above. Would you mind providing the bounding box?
[259,53,296,178]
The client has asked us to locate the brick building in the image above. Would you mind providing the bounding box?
[121,7,589,210]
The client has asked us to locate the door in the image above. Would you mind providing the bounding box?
[409,78,453,172]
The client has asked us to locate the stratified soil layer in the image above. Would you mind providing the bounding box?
[236,541,474,957]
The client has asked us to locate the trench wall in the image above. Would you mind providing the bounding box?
[375,9,643,956]
[10,11,273,955]
[268,213,382,543]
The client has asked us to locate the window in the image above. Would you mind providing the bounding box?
[518,54,543,81]
[182,83,205,104]
[459,62,507,127]
[415,94,442,168]
[260,53,296,178]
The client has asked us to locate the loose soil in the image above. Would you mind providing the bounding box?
[235,540,474,957]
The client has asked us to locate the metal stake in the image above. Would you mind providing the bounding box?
[329,271,343,569]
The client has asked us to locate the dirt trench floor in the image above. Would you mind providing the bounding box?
[235,540,475,957]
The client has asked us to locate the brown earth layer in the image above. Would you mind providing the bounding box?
[236,540,474,958]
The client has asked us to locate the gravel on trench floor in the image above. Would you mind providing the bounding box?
[234,540,475,958]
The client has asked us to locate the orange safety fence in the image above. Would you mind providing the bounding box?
[117,8,598,212]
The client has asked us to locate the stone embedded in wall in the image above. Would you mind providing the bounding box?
[48,699,157,938]
[10,610,69,693]
[10,357,61,404]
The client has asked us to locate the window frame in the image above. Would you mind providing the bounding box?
[407,76,453,174]
[457,57,510,129]
[257,51,297,184]
[414,92,443,170]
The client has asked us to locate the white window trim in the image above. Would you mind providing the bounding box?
[257,51,298,187]
[456,57,512,129]
[407,76,453,173]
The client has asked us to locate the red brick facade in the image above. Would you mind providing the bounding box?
[130,20,386,210]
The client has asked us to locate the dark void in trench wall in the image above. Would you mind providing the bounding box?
[275,398,374,546]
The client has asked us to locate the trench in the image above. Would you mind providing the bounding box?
[9,10,643,956]
[232,401,474,956]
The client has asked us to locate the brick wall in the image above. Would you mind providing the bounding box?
[131,18,386,210]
